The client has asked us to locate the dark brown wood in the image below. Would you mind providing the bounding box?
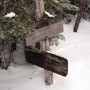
[25,47,68,76]
[73,0,88,32]
[26,16,63,46]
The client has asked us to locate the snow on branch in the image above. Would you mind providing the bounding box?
[45,11,55,17]
[4,12,16,18]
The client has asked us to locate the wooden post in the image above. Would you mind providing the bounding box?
[40,38,53,85]
[35,0,44,21]
[35,0,53,85]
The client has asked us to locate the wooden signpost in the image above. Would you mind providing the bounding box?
[25,0,68,85]
[26,16,63,46]
[25,47,68,76]
[40,39,53,85]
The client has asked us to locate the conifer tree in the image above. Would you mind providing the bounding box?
[0,0,79,69]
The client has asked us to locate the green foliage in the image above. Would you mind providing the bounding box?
[0,17,35,40]
[45,0,79,16]
[58,3,79,12]
[0,0,68,69]
[44,0,79,23]
[49,34,65,46]
[70,0,90,21]
[0,16,35,69]
[42,13,55,24]
[0,0,36,22]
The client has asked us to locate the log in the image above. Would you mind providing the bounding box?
[25,47,68,76]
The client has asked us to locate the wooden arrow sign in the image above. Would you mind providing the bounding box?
[25,16,63,46]
[25,47,68,76]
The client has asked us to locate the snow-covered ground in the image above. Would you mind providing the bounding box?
[0,20,90,90]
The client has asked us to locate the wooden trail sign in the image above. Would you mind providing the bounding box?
[25,16,63,46]
[25,47,68,76]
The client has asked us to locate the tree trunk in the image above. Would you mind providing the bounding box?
[73,0,88,32]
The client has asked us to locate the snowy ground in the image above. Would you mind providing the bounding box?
[0,20,90,90]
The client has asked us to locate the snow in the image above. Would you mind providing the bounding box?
[45,11,55,17]
[53,0,59,3]
[0,20,90,90]
[4,12,16,18]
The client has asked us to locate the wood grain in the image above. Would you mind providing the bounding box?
[26,17,63,46]
[25,47,68,76]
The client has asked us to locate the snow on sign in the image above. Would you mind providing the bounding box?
[25,47,68,76]
[25,15,63,46]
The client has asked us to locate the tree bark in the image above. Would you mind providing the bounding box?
[73,0,88,32]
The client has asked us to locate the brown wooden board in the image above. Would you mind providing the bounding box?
[25,47,68,76]
[25,16,63,46]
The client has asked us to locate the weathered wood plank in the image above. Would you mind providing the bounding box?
[25,16,63,46]
[25,47,68,76]
[31,15,63,29]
